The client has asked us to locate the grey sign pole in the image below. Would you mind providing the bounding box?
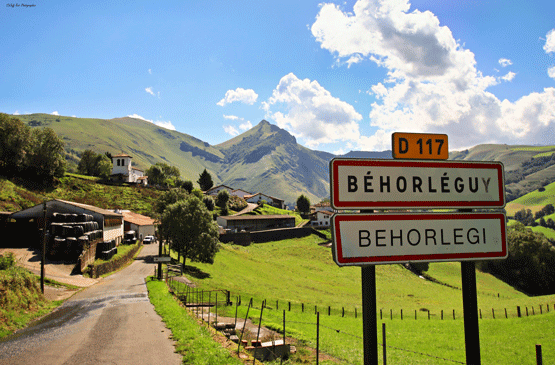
[461,261,481,364]
[361,265,378,365]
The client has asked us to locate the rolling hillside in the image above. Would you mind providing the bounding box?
[9,113,555,206]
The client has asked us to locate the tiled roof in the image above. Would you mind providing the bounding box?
[122,211,156,226]
[113,153,132,158]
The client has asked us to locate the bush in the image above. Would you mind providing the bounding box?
[228,195,248,211]
[203,196,215,211]
[0,253,16,270]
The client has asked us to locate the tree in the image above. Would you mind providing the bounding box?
[0,114,31,177]
[180,179,194,193]
[197,169,214,191]
[154,188,189,216]
[296,194,311,215]
[25,127,66,184]
[146,162,181,186]
[78,150,111,178]
[160,195,219,269]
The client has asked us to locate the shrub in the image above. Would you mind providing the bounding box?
[203,196,215,211]
[0,253,16,270]
[228,195,248,211]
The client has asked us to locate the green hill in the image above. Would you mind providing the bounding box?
[0,174,161,215]
[10,113,555,207]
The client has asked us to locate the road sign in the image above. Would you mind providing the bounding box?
[330,158,505,210]
[331,212,507,266]
[153,256,171,263]
[392,132,449,160]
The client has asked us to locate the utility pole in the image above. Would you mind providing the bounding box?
[41,201,47,294]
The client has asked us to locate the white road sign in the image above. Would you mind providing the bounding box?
[330,159,505,210]
[153,256,172,263]
[332,212,507,266]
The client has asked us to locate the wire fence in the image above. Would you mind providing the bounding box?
[166,276,550,364]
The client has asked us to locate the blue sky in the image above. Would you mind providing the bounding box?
[2,0,555,154]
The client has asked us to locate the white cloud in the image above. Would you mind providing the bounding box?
[13,110,20,115]
[498,58,512,67]
[264,73,362,147]
[145,87,155,96]
[501,72,516,82]
[544,29,555,54]
[217,88,258,106]
[548,66,555,80]
[127,114,176,130]
[223,114,243,121]
[153,120,176,130]
[223,125,240,136]
[51,111,59,116]
[239,121,253,130]
[310,0,555,150]
[148,69,152,74]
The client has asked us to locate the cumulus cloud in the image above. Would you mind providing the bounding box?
[498,58,513,67]
[51,111,60,116]
[544,29,555,54]
[263,73,362,147]
[145,87,155,96]
[13,110,20,115]
[217,88,258,106]
[501,72,516,82]
[148,69,152,74]
[310,0,555,149]
[223,118,252,136]
[549,66,555,80]
[127,114,176,131]
[223,125,240,136]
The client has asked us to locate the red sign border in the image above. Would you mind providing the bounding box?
[332,212,507,266]
[330,158,505,209]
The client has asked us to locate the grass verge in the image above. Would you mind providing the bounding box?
[0,266,63,339]
[145,276,247,365]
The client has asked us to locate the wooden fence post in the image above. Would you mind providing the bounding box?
[536,344,543,365]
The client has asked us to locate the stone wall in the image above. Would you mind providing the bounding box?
[220,227,313,245]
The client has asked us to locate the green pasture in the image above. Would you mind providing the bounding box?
[506,181,555,215]
[175,234,555,364]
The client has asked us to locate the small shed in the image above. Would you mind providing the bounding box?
[120,210,156,240]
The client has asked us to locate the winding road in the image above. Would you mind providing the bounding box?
[0,243,182,365]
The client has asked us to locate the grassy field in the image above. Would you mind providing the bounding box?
[505,180,555,216]
[146,277,246,365]
[175,234,555,364]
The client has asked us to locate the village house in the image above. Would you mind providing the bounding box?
[110,153,148,185]
[230,188,252,199]
[311,210,333,228]
[205,184,234,196]
[244,193,285,209]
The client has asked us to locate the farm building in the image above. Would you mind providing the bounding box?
[206,184,234,196]
[5,199,124,249]
[244,193,285,209]
[217,215,295,232]
[120,210,156,240]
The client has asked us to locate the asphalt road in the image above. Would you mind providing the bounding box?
[0,243,182,365]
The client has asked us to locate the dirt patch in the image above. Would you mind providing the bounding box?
[43,285,79,301]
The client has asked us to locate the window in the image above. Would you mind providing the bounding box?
[117,159,120,166]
